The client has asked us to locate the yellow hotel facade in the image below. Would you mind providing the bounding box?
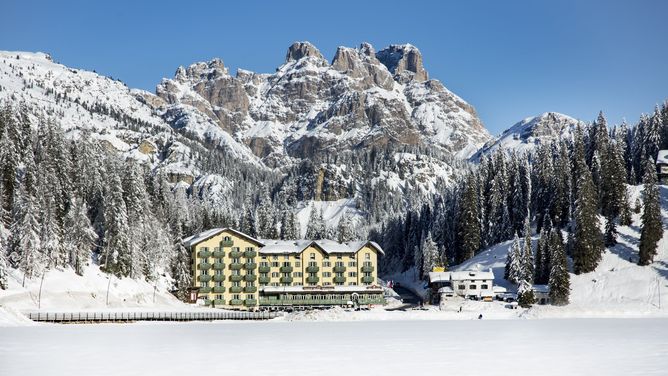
[182,228,386,310]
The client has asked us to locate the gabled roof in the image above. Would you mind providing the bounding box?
[429,269,495,283]
[182,228,264,247]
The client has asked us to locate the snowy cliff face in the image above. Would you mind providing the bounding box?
[474,112,585,158]
[155,42,491,165]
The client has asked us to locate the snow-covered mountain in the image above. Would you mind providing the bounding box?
[152,42,491,165]
[474,112,585,158]
[0,44,492,230]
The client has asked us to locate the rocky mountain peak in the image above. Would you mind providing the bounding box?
[285,41,326,64]
[376,44,428,83]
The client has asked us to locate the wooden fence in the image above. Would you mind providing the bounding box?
[24,310,281,323]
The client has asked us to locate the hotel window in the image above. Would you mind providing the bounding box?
[335,261,344,267]
[295,255,300,259]
[323,261,331,267]
[271,272,279,278]
[363,272,371,277]
[282,261,291,267]
[224,236,231,242]
[200,270,208,276]
[294,272,302,277]
[215,282,223,287]
[216,258,223,264]
[232,258,240,264]
[260,273,268,278]
[200,247,208,252]
[247,281,255,287]
[233,294,240,300]
[232,247,240,253]
[215,270,223,275]
[458,285,466,290]
[337,255,342,259]
[246,295,254,300]
[272,255,278,260]
[310,253,315,260]
[324,282,331,286]
[295,261,301,267]
[348,272,357,277]
[246,247,254,252]
[335,272,344,277]
[481,284,489,289]
[215,294,223,300]
[200,281,208,287]
[262,256,267,260]
[260,261,269,267]
[323,272,331,277]
[213,247,219,253]
[284,255,289,260]
[365,253,370,260]
[271,282,279,287]
[470,285,477,290]
[272,261,279,267]
[349,282,357,286]
[232,270,240,276]
[309,261,317,267]
[233,281,240,287]
[348,261,356,267]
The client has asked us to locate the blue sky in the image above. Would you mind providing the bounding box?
[2,0,667,134]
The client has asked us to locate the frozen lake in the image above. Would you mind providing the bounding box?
[2,318,668,376]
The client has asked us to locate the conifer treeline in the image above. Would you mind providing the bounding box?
[375,103,668,302]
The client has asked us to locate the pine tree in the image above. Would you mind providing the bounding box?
[618,189,632,226]
[305,206,325,239]
[100,168,131,277]
[572,168,604,274]
[421,232,438,279]
[63,197,97,275]
[638,158,662,266]
[337,213,355,243]
[548,230,570,305]
[521,217,534,283]
[506,232,522,284]
[456,174,481,263]
[171,224,192,300]
[0,209,8,289]
[517,279,536,308]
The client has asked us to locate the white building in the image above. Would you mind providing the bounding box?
[429,269,496,302]
[657,150,668,184]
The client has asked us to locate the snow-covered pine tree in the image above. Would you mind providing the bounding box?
[521,216,534,283]
[256,192,277,238]
[456,173,481,263]
[548,229,570,305]
[638,158,662,266]
[337,213,355,243]
[100,166,131,277]
[534,215,551,285]
[618,189,633,226]
[517,279,536,308]
[421,232,438,279]
[506,232,522,284]
[170,224,192,300]
[572,168,604,274]
[305,206,325,239]
[63,197,97,275]
[240,202,257,238]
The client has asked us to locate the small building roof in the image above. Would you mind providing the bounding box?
[438,286,455,294]
[657,150,668,165]
[429,272,452,283]
[429,269,495,283]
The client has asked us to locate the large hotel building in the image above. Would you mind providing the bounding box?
[182,228,385,309]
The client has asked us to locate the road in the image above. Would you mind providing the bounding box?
[385,285,423,311]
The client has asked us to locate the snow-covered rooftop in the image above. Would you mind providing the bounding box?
[657,150,668,165]
[183,229,384,255]
[429,270,495,283]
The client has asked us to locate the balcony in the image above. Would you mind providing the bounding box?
[333,276,346,284]
[362,276,375,284]
[259,276,271,284]
[244,263,257,271]
[229,275,243,282]
[229,286,243,293]
[244,286,257,293]
[213,275,225,282]
[197,250,211,258]
[280,266,293,273]
[306,276,320,284]
[244,250,257,258]
[198,275,212,282]
[213,299,226,306]
[244,274,257,282]
[306,265,320,273]
[361,265,374,273]
[220,239,234,247]
[280,276,293,284]
[198,263,212,270]
[212,250,225,258]
[229,250,243,259]
[244,299,257,306]
[229,263,243,271]
[229,299,243,306]
[213,286,226,293]
[333,266,346,273]
[258,265,271,273]
[213,262,225,270]
[198,287,211,293]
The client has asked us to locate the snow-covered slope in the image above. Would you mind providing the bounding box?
[454,184,668,317]
[474,112,585,158]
